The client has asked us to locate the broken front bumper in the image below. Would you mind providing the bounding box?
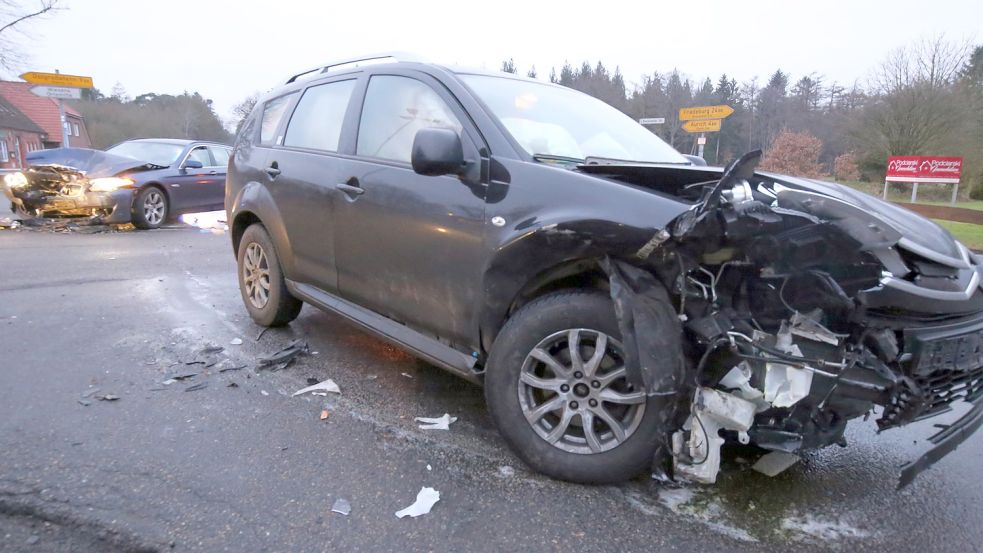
[899,399,983,488]
[4,185,135,224]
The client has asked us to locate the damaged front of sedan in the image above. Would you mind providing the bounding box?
[581,151,983,488]
[3,148,158,224]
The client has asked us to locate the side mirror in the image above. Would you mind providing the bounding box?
[182,159,204,170]
[411,127,465,177]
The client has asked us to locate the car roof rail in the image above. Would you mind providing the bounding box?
[284,51,426,84]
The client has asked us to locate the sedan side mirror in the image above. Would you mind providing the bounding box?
[411,127,465,177]
[182,159,204,170]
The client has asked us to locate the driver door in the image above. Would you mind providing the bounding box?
[331,72,488,345]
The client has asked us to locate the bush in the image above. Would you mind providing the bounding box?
[759,130,827,178]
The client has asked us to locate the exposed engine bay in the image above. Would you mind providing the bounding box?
[589,152,983,487]
[4,164,106,217]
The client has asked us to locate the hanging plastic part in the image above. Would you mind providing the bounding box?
[672,387,756,484]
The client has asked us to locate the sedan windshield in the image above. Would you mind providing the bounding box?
[106,141,185,167]
[460,74,687,164]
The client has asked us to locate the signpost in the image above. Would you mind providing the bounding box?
[20,72,93,89]
[639,117,665,125]
[29,85,82,100]
[679,105,734,121]
[679,104,733,158]
[882,156,964,205]
[682,119,722,133]
[21,71,93,148]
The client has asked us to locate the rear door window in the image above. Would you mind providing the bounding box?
[284,80,356,152]
[208,146,231,167]
[356,75,462,163]
[260,93,297,145]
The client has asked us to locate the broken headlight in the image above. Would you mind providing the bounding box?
[3,171,28,189]
[88,177,135,193]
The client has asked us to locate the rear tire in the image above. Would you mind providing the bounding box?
[132,186,168,229]
[237,223,302,327]
[485,290,666,484]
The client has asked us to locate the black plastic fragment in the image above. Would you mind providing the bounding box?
[257,340,309,371]
[599,257,685,396]
[184,382,208,392]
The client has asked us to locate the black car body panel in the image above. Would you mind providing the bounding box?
[5,139,232,224]
[226,60,983,486]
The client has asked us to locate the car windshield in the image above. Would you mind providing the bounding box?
[105,141,185,167]
[460,74,687,164]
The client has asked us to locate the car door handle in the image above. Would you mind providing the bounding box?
[208,170,218,175]
[336,182,364,197]
[265,163,281,179]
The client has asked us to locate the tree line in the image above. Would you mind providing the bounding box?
[503,36,983,195]
[69,85,231,149]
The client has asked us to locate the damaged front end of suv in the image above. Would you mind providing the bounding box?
[590,151,983,488]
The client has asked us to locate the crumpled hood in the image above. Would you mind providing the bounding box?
[24,147,162,177]
[770,173,964,262]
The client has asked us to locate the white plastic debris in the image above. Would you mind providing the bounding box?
[497,465,515,478]
[752,451,800,477]
[673,388,756,484]
[415,414,457,430]
[230,338,243,345]
[401,372,413,379]
[395,487,440,518]
[331,498,351,516]
[291,379,341,397]
[261,390,269,396]
[764,361,814,408]
[426,464,432,471]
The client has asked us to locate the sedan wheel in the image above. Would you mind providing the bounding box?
[143,190,166,226]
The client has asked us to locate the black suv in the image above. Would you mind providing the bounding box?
[227,54,983,487]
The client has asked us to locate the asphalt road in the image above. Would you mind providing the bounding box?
[1,210,982,552]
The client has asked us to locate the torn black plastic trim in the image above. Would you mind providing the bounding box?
[899,400,983,489]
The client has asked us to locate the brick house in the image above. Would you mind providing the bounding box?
[0,95,46,170]
[0,80,91,150]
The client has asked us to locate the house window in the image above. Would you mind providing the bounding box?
[0,140,8,162]
[73,122,80,137]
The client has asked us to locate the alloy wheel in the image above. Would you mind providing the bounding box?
[517,328,646,454]
[242,242,271,309]
[143,190,165,225]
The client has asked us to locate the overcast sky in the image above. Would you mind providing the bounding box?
[6,0,981,127]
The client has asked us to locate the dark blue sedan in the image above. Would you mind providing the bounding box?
[3,138,231,229]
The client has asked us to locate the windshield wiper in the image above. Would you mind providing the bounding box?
[583,155,691,166]
[532,153,585,165]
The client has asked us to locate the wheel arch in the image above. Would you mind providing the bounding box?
[228,180,296,278]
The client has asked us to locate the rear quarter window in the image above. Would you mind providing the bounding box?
[260,93,297,145]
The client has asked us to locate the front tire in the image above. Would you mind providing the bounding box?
[237,223,302,327]
[485,290,665,484]
[132,186,168,229]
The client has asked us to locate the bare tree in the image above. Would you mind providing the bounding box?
[0,0,61,71]
[231,93,259,134]
[872,35,973,93]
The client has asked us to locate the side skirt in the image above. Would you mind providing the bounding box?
[286,280,481,385]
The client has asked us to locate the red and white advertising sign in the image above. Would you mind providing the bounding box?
[886,156,963,183]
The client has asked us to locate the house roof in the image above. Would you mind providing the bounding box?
[0,81,84,140]
[0,94,45,134]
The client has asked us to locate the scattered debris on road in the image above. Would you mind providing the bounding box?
[319,409,330,420]
[217,363,246,373]
[292,378,340,397]
[415,414,457,430]
[331,498,351,516]
[198,346,225,356]
[184,382,208,392]
[752,451,800,477]
[496,466,515,478]
[400,372,413,379]
[255,327,270,341]
[257,340,308,371]
[97,394,120,401]
[81,388,101,399]
[395,487,440,518]
[230,338,243,345]
[260,390,269,396]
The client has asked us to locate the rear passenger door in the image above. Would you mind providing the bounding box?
[264,77,359,291]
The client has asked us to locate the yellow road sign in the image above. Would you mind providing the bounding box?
[19,71,93,89]
[682,119,722,133]
[679,105,734,121]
